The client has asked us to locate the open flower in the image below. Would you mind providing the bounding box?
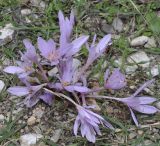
[38,11,89,65]
[108,79,158,126]
[86,34,111,67]
[52,58,91,93]
[21,39,39,63]
[3,61,35,78]
[7,83,53,107]
[74,106,114,143]
[104,68,126,90]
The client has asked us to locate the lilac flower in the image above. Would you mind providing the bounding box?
[86,34,111,67]
[104,68,126,90]
[4,61,35,78]
[109,79,158,126]
[55,58,91,93]
[73,34,111,82]
[7,83,53,107]
[58,10,74,52]
[38,11,88,65]
[21,39,39,63]
[37,37,59,65]
[74,106,114,143]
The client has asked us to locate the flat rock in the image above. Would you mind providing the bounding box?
[144,37,157,48]
[101,22,114,34]
[0,114,5,122]
[20,133,43,146]
[0,23,14,46]
[127,51,150,68]
[0,80,5,93]
[112,17,123,33]
[130,36,149,47]
[150,65,159,77]
[21,9,32,16]
[27,116,36,126]
[155,102,160,109]
[51,129,62,143]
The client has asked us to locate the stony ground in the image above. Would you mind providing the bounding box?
[0,0,160,146]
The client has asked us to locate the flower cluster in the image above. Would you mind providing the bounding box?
[3,10,158,143]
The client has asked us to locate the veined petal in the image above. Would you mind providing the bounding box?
[7,86,29,96]
[129,107,139,126]
[105,68,126,90]
[38,37,56,59]
[65,85,91,93]
[23,39,38,62]
[95,34,111,54]
[132,105,158,114]
[65,35,89,57]
[24,95,40,108]
[73,116,80,136]
[136,96,157,104]
[39,93,53,105]
[3,66,24,74]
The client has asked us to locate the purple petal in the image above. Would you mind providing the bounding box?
[132,105,158,114]
[129,107,139,126]
[39,93,53,105]
[136,96,157,104]
[22,39,37,62]
[48,83,63,90]
[24,95,40,108]
[3,66,24,74]
[61,58,73,83]
[105,68,126,90]
[7,86,29,96]
[65,85,91,93]
[38,37,56,59]
[132,79,155,97]
[73,116,80,136]
[95,34,111,55]
[65,35,89,57]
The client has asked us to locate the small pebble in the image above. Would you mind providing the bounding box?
[27,116,36,126]
[0,80,5,93]
[0,114,5,122]
[129,132,137,139]
[130,36,149,47]
[21,9,32,16]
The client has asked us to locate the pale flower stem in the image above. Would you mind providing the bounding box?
[86,95,121,101]
[81,94,86,106]
[37,63,48,82]
[43,88,79,106]
[72,92,81,105]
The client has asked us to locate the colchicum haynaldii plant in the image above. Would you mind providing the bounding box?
[3,10,159,143]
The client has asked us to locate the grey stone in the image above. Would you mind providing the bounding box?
[150,65,159,77]
[0,23,14,46]
[112,17,123,33]
[20,133,43,146]
[127,51,150,68]
[0,114,5,122]
[129,132,137,139]
[130,36,149,47]
[21,9,32,16]
[101,23,114,34]
[0,80,5,93]
[144,37,156,48]
[155,102,160,110]
[51,129,62,143]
